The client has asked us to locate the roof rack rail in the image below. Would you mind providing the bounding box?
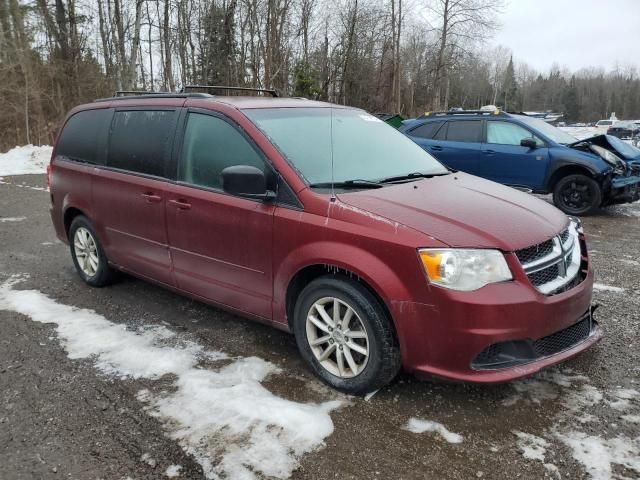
[114,90,162,97]
[94,92,213,103]
[419,109,505,118]
[182,85,279,97]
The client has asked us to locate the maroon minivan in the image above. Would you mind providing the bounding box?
[49,91,600,394]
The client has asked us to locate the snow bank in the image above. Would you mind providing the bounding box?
[0,145,52,176]
[0,277,341,480]
[404,418,463,443]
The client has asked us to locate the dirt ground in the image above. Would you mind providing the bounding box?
[1,174,639,480]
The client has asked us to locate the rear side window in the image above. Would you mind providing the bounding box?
[56,109,112,165]
[410,121,444,139]
[445,121,482,142]
[487,121,544,147]
[179,113,266,190]
[107,110,176,177]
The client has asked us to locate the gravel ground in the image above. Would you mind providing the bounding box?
[1,174,638,480]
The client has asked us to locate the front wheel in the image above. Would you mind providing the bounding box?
[293,276,401,395]
[552,174,602,216]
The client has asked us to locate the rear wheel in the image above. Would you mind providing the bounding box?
[553,174,602,216]
[69,216,117,287]
[293,276,401,395]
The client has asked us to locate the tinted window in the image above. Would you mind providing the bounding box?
[410,121,444,139]
[434,122,448,140]
[57,109,112,165]
[107,110,175,177]
[445,121,482,142]
[487,121,544,147]
[180,113,265,190]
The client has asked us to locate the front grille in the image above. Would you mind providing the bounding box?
[515,238,555,264]
[533,316,592,357]
[474,344,501,365]
[515,225,585,295]
[529,264,560,286]
[471,313,595,370]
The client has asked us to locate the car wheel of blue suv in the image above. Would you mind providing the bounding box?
[553,174,602,216]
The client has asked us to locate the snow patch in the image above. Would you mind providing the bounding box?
[513,431,549,462]
[165,465,182,477]
[557,431,640,480]
[0,277,341,480]
[404,418,463,444]
[593,283,625,293]
[622,415,640,424]
[0,145,52,175]
[0,216,26,223]
[140,453,156,467]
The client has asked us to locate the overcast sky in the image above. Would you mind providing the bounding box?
[492,0,639,73]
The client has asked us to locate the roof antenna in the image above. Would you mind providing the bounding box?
[330,107,336,201]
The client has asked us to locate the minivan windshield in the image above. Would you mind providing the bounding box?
[516,115,578,145]
[244,107,448,185]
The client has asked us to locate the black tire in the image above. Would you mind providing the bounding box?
[293,275,401,395]
[68,215,117,287]
[552,174,602,216]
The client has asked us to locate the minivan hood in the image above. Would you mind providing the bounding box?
[336,173,568,251]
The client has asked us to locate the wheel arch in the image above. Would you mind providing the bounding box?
[546,164,600,192]
[285,264,398,339]
[63,206,87,239]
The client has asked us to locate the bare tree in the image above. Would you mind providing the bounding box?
[427,0,503,110]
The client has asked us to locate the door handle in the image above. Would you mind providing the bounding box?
[169,199,192,210]
[141,192,162,203]
[429,145,443,151]
[483,149,496,155]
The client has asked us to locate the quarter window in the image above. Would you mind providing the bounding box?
[487,121,543,147]
[57,109,112,165]
[179,113,266,190]
[410,121,444,139]
[445,121,482,142]
[107,110,176,177]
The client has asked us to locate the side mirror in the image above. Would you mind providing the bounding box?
[520,138,537,149]
[221,165,276,201]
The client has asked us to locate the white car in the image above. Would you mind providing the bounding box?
[595,119,615,130]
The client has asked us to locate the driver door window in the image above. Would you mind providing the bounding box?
[486,121,544,147]
[179,113,265,190]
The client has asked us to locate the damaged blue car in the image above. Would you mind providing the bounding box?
[400,110,640,215]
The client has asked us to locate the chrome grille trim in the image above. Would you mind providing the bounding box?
[517,223,582,295]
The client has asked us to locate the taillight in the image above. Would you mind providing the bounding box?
[46,164,52,190]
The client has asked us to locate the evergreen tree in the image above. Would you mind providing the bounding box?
[562,76,580,122]
[500,56,519,111]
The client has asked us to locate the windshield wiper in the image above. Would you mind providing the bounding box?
[308,179,383,189]
[378,171,450,183]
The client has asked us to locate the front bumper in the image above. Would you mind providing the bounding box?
[607,172,640,205]
[390,252,597,384]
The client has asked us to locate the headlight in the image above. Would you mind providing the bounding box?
[590,145,626,172]
[568,216,583,233]
[418,248,512,291]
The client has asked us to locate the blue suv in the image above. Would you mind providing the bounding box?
[400,110,640,215]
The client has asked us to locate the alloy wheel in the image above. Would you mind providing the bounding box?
[305,297,370,378]
[73,227,99,277]
[560,180,593,211]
